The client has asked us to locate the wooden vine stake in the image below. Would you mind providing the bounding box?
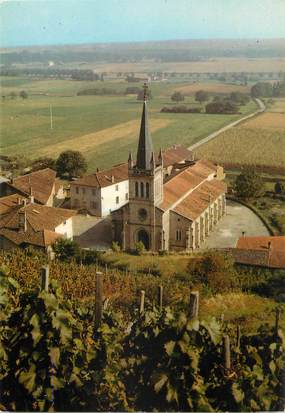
[189,291,199,319]
[95,272,103,330]
[105,263,108,275]
[236,325,241,349]
[140,290,145,314]
[157,285,163,311]
[223,335,231,370]
[275,307,280,336]
[40,265,49,292]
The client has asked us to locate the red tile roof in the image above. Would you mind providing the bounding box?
[174,179,227,221]
[160,159,218,211]
[70,163,128,188]
[0,202,77,249]
[9,168,56,205]
[0,194,26,215]
[161,145,193,168]
[233,236,285,269]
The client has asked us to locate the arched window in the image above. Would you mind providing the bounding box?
[176,229,182,241]
[140,182,144,198]
[135,182,139,197]
[146,182,150,198]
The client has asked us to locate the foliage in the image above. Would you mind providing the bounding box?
[55,150,87,178]
[234,168,265,199]
[111,241,121,253]
[133,241,146,256]
[251,81,285,98]
[195,90,209,103]
[0,272,127,411]
[229,92,250,105]
[19,90,28,99]
[187,252,237,294]
[171,91,185,102]
[52,238,80,261]
[161,105,202,113]
[205,101,239,114]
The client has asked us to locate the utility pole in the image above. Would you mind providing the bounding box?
[50,104,53,130]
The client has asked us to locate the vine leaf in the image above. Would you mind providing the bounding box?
[164,340,176,356]
[232,382,244,403]
[49,347,60,368]
[18,369,36,393]
[154,373,168,393]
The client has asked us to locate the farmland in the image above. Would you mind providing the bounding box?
[196,98,285,170]
[0,77,257,171]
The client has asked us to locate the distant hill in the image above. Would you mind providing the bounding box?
[1,38,285,65]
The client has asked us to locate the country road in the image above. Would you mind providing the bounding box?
[188,98,265,152]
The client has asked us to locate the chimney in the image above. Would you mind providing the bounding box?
[268,241,272,250]
[19,210,27,232]
[111,175,115,183]
[17,197,21,205]
[96,168,100,172]
[242,231,246,237]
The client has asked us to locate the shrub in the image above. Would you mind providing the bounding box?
[187,252,236,294]
[134,241,145,256]
[234,168,265,199]
[111,241,121,252]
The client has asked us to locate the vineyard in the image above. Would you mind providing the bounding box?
[0,249,284,411]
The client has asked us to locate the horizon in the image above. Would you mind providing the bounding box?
[1,0,285,48]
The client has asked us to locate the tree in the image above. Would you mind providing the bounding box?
[31,156,56,171]
[137,89,152,100]
[229,92,250,105]
[9,91,17,100]
[19,90,28,99]
[55,150,87,178]
[171,91,184,102]
[234,168,265,199]
[251,82,273,98]
[52,238,80,261]
[205,101,238,114]
[195,90,209,103]
[187,252,236,294]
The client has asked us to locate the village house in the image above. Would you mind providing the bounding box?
[112,89,227,252]
[232,235,285,269]
[0,168,65,207]
[0,198,77,254]
[70,163,129,216]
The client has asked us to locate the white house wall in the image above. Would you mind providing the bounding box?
[101,180,129,216]
[55,217,73,239]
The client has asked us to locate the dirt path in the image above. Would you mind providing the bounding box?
[188,98,265,152]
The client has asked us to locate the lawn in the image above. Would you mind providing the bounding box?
[0,77,257,171]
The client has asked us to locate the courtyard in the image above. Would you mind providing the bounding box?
[201,200,270,249]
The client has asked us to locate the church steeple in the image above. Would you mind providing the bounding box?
[136,83,153,170]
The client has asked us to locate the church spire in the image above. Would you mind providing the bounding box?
[136,83,153,170]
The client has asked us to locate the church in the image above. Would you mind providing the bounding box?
[112,86,227,252]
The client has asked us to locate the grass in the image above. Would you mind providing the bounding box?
[0,77,257,171]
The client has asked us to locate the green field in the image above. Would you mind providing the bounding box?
[0,77,257,171]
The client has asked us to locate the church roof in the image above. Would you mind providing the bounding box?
[162,145,193,168]
[160,159,218,211]
[173,179,227,221]
[136,101,154,170]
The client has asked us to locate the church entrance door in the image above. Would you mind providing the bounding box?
[137,229,150,250]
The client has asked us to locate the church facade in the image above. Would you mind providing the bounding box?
[112,92,227,252]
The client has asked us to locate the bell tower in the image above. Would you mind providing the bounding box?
[126,83,164,250]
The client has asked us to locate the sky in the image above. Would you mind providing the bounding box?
[1,0,285,48]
